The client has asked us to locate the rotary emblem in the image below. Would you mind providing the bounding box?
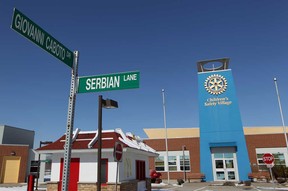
[204,74,227,95]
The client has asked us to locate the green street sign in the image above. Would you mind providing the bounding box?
[78,71,140,93]
[11,8,73,68]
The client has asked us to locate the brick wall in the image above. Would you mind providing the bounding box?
[145,137,200,180]
[246,134,286,166]
[245,134,286,178]
[0,145,29,183]
[145,134,288,180]
[47,182,59,191]
[47,179,151,191]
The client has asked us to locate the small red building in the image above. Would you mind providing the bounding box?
[37,128,158,191]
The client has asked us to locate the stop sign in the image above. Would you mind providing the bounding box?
[262,153,274,165]
[114,142,123,162]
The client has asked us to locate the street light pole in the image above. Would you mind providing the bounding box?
[162,89,170,184]
[97,95,118,191]
[274,78,288,153]
[97,95,103,191]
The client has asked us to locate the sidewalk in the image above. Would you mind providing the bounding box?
[0,183,47,191]
[152,181,288,191]
[1,181,288,191]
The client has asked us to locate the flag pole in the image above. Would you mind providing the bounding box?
[162,89,170,184]
[274,78,288,153]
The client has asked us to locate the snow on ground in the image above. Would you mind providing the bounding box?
[0,185,47,191]
[0,186,27,191]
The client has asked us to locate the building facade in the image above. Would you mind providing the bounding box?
[145,59,285,182]
[0,125,35,183]
[37,128,158,191]
[145,127,288,182]
[197,58,250,181]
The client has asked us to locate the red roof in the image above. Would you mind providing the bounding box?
[36,129,156,154]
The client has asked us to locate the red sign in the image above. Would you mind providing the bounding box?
[114,142,123,162]
[262,153,274,165]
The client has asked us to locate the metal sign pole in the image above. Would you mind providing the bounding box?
[268,167,275,190]
[61,51,79,191]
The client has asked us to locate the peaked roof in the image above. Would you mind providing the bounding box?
[37,128,156,155]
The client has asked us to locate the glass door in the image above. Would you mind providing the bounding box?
[212,152,238,181]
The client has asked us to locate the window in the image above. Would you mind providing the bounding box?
[168,156,177,171]
[44,160,52,182]
[155,156,164,171]
[180,155,190,171]
[257,153,285,171]
[154,151,191,172]
[136,160,145,180]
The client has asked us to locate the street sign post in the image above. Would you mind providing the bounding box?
[113,142,123,191]
[77,71,140,93]
[263,153,275,184]
[11,8,73,68]
[11,8,77,191]
[262,153,274,165]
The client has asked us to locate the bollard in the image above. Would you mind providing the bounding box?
[27,174,35,191]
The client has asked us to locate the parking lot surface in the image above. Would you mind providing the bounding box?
[152,182,288,191]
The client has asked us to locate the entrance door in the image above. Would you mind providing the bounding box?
[0,156,21,183]
[58,158,80,191]
[211,147,239,181]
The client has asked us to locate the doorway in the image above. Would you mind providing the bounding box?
[0,156,21,183]
[58,158,80,191]
[211,147,239,181]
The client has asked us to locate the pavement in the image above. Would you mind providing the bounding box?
[1,181,288,191]
[152,181,288,191]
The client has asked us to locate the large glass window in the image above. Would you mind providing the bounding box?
[154,151,191,172]
[257,153,285,171]
[155,156,164,171]
[168,156,177,171]
[180,155,190,171]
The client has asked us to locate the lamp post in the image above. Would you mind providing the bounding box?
[36,141,52,190]
[182,145,186,181]
[161,89,170,184]
[274,78,288,153]
[97,95,118,191]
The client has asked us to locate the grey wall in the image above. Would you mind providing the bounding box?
[0,125,4,143]
[1,125,35,148]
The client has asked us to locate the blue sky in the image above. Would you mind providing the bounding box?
[1,1,288,148]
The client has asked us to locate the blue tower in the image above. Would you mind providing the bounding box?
[197,58,250,181]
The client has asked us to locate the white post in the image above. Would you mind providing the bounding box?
[274,78,288,154]
[162,89,170,184]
